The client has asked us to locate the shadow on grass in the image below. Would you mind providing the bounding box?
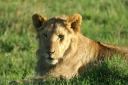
[79,61,128,85]
[12,58,128,85]
[43,59,128,85]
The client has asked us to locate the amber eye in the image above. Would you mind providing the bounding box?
[58,34,64,41]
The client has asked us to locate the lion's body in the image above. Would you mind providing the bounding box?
[37,33,128,79]
[31,13,128,79]
[10,14,128,84]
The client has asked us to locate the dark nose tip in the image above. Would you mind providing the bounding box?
[47,56,54,60]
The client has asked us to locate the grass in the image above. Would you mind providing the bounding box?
[0,0,128,85]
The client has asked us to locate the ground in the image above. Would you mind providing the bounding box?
[0,0,128,85]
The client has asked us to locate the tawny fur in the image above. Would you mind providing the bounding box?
[33,13,128,79]
[10,13,128,84]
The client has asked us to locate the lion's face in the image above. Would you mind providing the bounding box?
[38,23,72,65]
[32,14,82,65]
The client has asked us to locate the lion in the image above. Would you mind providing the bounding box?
[10,13,128,84]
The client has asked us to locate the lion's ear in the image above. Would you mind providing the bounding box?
[67,14,82,33]
[32,13,47,31]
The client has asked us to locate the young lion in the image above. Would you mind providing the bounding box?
[32,13,128,79]
[10,13,128,84]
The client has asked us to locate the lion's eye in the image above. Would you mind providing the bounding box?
[58,34,64,41]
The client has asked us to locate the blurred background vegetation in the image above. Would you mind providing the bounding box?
[0,0,128,85]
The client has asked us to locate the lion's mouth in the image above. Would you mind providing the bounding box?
[46,58,58,65]
[44,54,59,65]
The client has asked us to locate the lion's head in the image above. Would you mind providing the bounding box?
[32,13,82,65]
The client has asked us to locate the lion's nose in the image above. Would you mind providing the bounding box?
[47,56,54,60]
[47,50,55,60]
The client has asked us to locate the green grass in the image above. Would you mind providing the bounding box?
[0,0,128,85]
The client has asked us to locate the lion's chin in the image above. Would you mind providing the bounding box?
[46,59,58,65]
